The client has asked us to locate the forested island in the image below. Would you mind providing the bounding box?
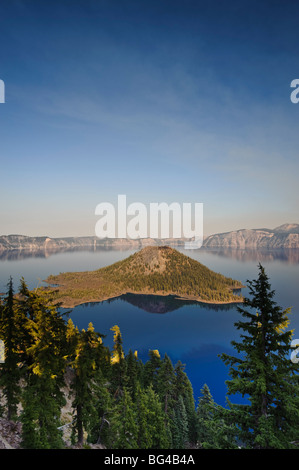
[43,246,244,308]
[0,265,298,449]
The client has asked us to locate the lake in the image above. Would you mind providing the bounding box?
[0,246,298,406]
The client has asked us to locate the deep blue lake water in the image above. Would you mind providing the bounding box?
[0,247,298,407]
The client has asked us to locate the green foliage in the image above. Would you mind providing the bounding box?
[174,361,197,444]
[110,387,138,449]
[171,395,189,448]
[0,266,297,450]
[21,373,65,449]
[157,353,176,417]
[141,385,170,448]
[109,325,126,397]
[134,384,152,448]
[18,282,67,448]
[0,277,21,420]
[220,264,299,449]
[125,349,142,400]
[196,384,237,449]
[69,323,108,446]
[142,349,162,392]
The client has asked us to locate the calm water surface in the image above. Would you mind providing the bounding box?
[0,247,298,406]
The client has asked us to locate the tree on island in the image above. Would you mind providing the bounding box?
[220,264,299,449]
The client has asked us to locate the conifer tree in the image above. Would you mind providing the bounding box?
[0,278,21,421]
[70,323,105,446]
[65,318,79,356]
[143,385,170,448]
[157,353,176,417]
[196,383,237,449]
[171,395,189,448]
[110,387,138,449]
[126,349,142,400]
[143,349,161,392]
[110,325,126,396]
[20,287,67,448]
[21,372,65,449]
[135,384,152,448]
[87,369,112,447]
[174,360,197,444]
[220,264,299,449]
[196,383,215,446]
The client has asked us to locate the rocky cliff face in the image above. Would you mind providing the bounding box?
[0,224,298,253]
[0,418,21,449]
[0,234,94,253]
[202,224,299,249]
[0,235,187,254]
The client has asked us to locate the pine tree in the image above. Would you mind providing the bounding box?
[171,395,189,448]
[157,354,176,417]
[0,278,21,421]
[174,360,197,444]
[196,384,213,445]
[87,366,113,447]
[143,349,161,392]
[110,325,126,396]
[196,384,237,449]
[21,372,65,449]
[220,264,299,449]
[143,385,170,448]
[126,349,142,400]
[135,384,152,448]
[70,323,105,446]
[14,279,38,366]
[65,318,79,356]
[20,287,67,448]
[110,387,138,449]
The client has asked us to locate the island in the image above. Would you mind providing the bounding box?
[42,246,244,308]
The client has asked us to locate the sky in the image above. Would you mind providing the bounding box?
[0,0,298,238]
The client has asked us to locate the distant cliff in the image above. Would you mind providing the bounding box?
[0,234,187,254]
[202,224,299,249]
[0,224,298,253]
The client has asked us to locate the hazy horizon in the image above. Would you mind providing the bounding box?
[1,1,298,238]
[1,221,298,240]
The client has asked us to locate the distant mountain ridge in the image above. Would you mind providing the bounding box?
[202,224,299,249]
[0,234,187,254]
[0,223,298,252]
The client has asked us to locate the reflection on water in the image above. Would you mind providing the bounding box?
[0,245,134,261]
[120,293,240,313]
[1,246,299,264]
[120,293,186,314]
[78,293,240,314]
[200,248,299,264]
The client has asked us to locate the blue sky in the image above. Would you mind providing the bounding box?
[0,0,298,237]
